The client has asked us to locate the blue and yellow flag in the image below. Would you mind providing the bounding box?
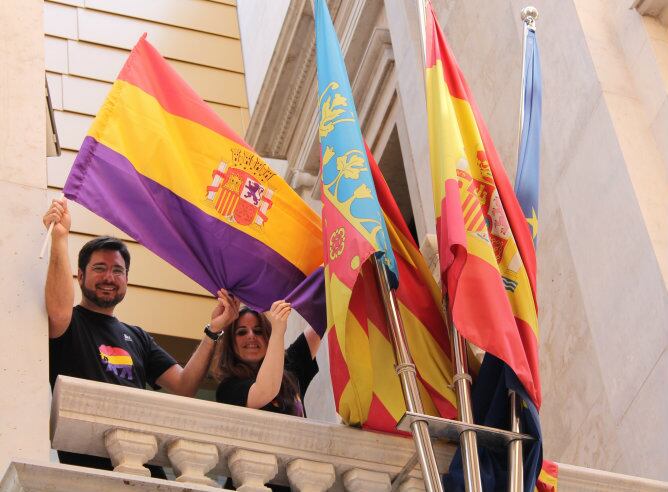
[315,0,397,288]
[515,28,542,249]
[316,0,457,431]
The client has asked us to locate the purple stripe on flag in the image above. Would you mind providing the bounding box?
[285,266,326,337]
[65,136,325,333]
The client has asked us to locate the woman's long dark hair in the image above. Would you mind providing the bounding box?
[210,307,300,414]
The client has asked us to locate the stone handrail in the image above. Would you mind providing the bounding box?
[50,376,454,491]
[49,376,668,491]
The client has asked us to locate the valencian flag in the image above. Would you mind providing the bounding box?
[423,2,542,490]
[516,27,542,249]
[63,35,325,331]
[315,0,457,432]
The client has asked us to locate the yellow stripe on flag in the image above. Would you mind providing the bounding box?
[336,304,373,426]
[89,80,321,275]
[367,319,406,421]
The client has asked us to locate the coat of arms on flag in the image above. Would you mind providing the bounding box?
[206,160,275,227]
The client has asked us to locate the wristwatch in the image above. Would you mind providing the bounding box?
[203,323,224,341]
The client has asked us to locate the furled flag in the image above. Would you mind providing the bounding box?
[63,35,325,332]
[315,0,457,432]
[535,459,558,492]
[515,25,557,492]
[515,27,542,249]
[423,2,542,490]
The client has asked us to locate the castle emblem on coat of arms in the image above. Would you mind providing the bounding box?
[206,160,274,226]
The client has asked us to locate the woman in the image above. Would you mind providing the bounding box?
[211,300,321,417]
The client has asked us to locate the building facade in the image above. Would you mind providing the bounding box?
[238,0,668,482]
[0,0,667,489]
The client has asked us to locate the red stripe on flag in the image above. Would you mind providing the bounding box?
[363,394,410,436]
[418,375,457,419]
[327,328,351,407]
[393,256,451,352]
[118,36,251,151]
[453,254,539,405]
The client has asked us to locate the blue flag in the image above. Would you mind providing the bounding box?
[514,28,542,247]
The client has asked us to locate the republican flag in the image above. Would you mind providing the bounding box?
[315,0,457,432]
[64,35,325,332]
[423,2,542,490]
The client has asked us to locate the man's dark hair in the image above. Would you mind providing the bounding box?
[78,236,131,272]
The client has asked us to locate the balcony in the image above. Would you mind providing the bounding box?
[48,376,451,490]
[2,376,667,491]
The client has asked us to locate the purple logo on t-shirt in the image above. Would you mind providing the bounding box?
[99,345,134,381]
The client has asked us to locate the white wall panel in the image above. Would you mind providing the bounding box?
[45,36,68,73]
[77,9,243,71]
[44,2,78,39]
[53,110,93,150]
[62,75,109,115]
[84,0,239,38]
[50,0,84,6]
[67,40,247,106]
[46,72,63,110]
[47,150,76,188]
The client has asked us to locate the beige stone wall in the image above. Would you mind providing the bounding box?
[44,0,250,344]
[0,0,51,474]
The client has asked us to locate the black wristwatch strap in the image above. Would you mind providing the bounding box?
[204,323,223,341]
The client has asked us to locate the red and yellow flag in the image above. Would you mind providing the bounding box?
[425,3,541,407]
[327,146,458,432]
[535,460,559,491]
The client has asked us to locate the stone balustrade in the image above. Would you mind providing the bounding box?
[49,376,453,491]
[38,376,668,492]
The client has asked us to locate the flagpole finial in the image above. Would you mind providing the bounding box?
[521,6,538,31]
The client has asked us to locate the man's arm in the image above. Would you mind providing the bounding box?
[157,289,238,397]
[44,198,74,338]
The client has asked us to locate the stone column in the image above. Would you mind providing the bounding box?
[227,449,278,492]
[286,459,335,492]
[0,0,50,475]
[104,429,158,477]
[342,468,391,492]
[167,439,220,487]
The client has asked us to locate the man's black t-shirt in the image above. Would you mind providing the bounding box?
[49,305,177,389]
[215,333,318,416]
[50,305,177,478]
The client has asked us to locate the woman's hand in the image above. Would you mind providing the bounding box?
[265,300,291,334]
[210,289,240,333]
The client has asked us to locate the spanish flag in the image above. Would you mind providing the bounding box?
[424,2,543,490]
[64,36,324,330]
[315,0,457,432]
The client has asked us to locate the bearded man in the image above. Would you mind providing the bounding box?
[43,198,238,476]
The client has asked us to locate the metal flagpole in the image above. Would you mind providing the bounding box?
[508,7,539,492]
[415,2,483,491]
[371,256,444,492]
